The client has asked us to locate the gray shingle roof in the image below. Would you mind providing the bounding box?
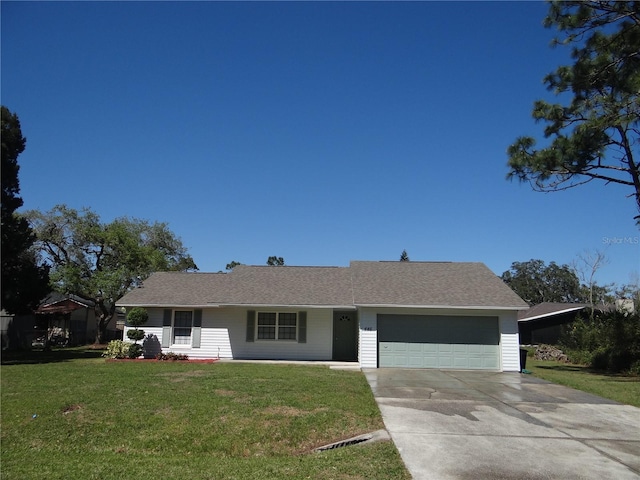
[351,261,528,308]
[117,272,229,307]
[118,261,528,309]
[211,265,354,306]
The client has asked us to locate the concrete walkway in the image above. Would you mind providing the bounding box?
[364,368,640,480]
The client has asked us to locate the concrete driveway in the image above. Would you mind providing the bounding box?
[364,369,640,480]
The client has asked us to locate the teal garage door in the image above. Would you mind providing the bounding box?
[378,315,500,369]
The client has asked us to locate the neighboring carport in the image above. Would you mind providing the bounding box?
[518,302,588,344]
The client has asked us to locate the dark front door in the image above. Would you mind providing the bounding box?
[333,311,357,361]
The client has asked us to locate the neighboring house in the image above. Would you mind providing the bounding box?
[1,293,121,349]
[35,293,98,346]
[118,261,529,371]
[518,300,636,345]
[518,302,588,345]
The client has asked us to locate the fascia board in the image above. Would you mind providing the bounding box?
[215,303,357,310]
[41,298,89,309]
[117,303,220,308]
[354,304,529,311]
[518,306,586,322]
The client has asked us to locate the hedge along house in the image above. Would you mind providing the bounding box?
[118,261,529,371]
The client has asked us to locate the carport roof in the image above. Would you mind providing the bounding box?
[518,302,588,322]
[118,260,528,309]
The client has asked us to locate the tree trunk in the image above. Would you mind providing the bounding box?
[94,299,116,344]
[95,323,105,344]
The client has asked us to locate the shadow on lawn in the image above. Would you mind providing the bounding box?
[536,363,639,381]
[536,364,587,373]
[1,346,106,365]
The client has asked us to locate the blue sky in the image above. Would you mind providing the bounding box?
[2,1,638,288]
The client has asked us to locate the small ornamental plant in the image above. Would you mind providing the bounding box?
[125,307,148,358]
[156,352,189,361]
[103,340,132,359]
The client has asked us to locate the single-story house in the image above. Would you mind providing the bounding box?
[118,261,529,371]
[1,293,123,350]
[35,293,124,345]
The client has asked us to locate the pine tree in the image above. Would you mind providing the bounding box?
[507,1,640,223]
[1,106,50,314]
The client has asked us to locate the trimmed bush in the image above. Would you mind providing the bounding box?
[125,307,149,358]
[126,329,145,342]
[127,344,143,359]
[126,307,149,327]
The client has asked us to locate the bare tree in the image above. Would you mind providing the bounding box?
[572,250,613,316]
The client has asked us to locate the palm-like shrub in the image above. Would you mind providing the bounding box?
[125,307,148,358]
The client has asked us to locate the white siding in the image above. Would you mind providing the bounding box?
[167,308,237,359]
[358,308,378,368]
[499,312,521,372]
[233,308,332,360]
[126,307,333,360]
[199,308,236,358]
[122,308,164,357]
[122,305,523,369]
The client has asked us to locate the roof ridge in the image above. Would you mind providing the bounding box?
[237,265,346,268]
[375,260,453,263]
[153,271,227,275]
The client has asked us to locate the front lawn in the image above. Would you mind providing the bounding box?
[527,358,640,407]
[1,350,409,479]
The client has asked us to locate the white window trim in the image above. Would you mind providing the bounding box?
[256,311,298,341]
[172,309,194,347]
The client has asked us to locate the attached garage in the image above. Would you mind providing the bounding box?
[378,314,500,370]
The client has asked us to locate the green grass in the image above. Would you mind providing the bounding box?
[1,348,410,480]
[527,358,640,407]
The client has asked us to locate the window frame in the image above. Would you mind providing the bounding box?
[256,311,298,341]
[172,309,194,346]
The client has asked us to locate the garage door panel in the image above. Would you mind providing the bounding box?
[454,357,469,368]
[378,315,500,370]
[438,355,453,368]
[421,346,439,368]
[439,344,454,353]
[484,357,499,369]
[453,344,468,354]
[394,358,408,367]
[423,343,438,353]
[408,355,425,368]
[394,343,408,353]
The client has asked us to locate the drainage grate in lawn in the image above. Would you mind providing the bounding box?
[313,429,390,453]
